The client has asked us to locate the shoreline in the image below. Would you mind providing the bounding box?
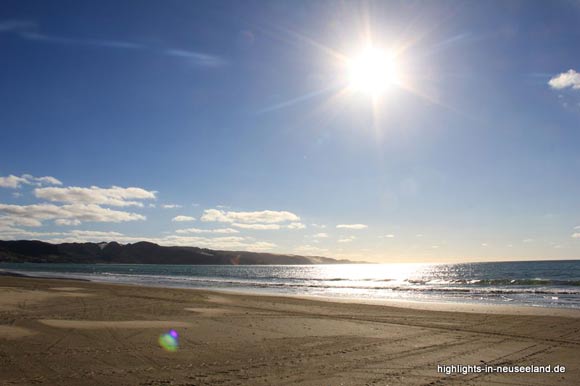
[2,268,580,317]
[1,275,580,385]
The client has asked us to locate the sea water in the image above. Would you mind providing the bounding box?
[1,260,579,309]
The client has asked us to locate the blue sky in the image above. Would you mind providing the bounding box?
[1,0,579,262]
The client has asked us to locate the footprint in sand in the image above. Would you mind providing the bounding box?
[0,325,37,339]
[39,320,191,329]
[49,287,88,292]
[184,307,236,316]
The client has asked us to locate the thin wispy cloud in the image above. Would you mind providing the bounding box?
[0,19,225,67]
[175,227,239,234]
[20,31,144,50]
[162,204,182,209]
[0,20,36,32]
[201,209,300,224]
[336,224,368,230]
[164,49,226,67]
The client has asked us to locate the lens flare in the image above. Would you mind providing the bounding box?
[159,329,179,352]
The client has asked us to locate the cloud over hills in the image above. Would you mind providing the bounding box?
[201,209,305,230]
[34,186,156,207]
[0,173,302,252]
[0,173,374,256]
[0,174,151,229]
[0,203,146,226]
[201,209,300,224]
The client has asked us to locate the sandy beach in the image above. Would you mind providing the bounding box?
[0,276,579,386]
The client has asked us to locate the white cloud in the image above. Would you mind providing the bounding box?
[572,233,580,239]
[0,175,28,188]
[0,174,62,189]
[0,227,64,239]
[175,227,239,234]
[380,234,395,239]
[162,204,182,209]
[0,227,126,241]
[287,222,306,229]
[0,216,43,227]
[31,175,62,186]
[311,223,327,229]
[172,215,196,222]
[336,224,368,230]
[312,232,329,238]
[548,69,580,90]
[68,230,125,238]
[201,208,300,224]
[34,186,156,207]
[0,203,145,226]
[232,223,281,230]
[231,222,305,230]
[55,219,81,226]
[338,236,356,243]
[201,209,238,223]
[160,236,276,251]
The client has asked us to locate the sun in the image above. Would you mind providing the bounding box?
[347,46,399,97]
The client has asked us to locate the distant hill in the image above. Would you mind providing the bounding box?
[0,240,362,265]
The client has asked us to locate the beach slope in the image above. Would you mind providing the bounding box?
[1,276,579,385]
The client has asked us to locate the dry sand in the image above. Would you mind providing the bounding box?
[0,276,579,386]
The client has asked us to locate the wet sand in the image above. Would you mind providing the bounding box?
[0,276,579,385]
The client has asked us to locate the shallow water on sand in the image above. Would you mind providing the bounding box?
[2,260,580,309]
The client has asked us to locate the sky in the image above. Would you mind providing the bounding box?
[1,0,579,263]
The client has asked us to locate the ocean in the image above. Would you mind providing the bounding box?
[1,260,580,309]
